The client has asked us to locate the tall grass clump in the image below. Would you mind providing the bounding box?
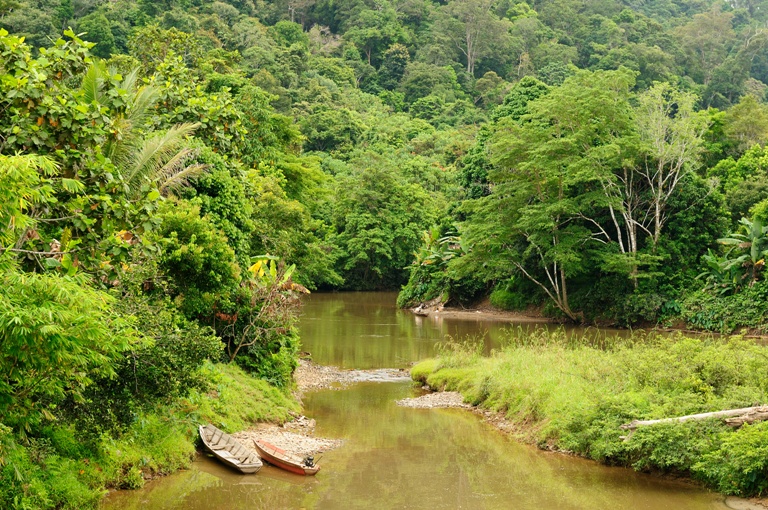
[411,327,768,496]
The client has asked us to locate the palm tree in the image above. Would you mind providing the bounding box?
[79,61,206,198]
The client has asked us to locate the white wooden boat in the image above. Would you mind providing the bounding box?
[199,424,262,474]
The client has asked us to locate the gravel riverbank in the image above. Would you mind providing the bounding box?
[396,391,471,409]
[232,420,342,458]
[294,359,410,394]
[230,360,410,458]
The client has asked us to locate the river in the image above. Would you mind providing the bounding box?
[102,291,728,510]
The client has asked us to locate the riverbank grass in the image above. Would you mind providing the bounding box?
[0,362,300,509]
[412,329,768,496]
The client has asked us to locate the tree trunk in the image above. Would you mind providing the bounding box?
[465,30,474,75]
[620,406,768,430]
[725,409,768,427]
[653,164,663,252]
[559,266,575,320]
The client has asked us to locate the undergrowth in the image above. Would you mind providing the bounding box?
[0,362,299,509]
[681,281,768,334]
[412,328,768,496]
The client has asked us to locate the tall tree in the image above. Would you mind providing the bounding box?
[344,5,405,66]
[723,92,768,155]
[635,82,710,250]
[433,0,511,76]
[378,43,410,90]
[483,71,638,320]
[674,8,736,87]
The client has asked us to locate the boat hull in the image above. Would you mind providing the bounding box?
[253,439,320,476]
[199,425,263,474]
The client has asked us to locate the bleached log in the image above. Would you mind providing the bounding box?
[620,406,768,430]
[725,410,768,427]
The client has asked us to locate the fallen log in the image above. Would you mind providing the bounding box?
[725,409,768,427]
[620,405,768,430]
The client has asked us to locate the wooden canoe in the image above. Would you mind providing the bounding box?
[199,424,262,474]
[253,439,320,476]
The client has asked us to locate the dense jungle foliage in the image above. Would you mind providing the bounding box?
[2,0,768,505]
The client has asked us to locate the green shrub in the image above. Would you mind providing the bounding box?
[99,413,197,489]
[681,282,768,333]
[0,362,300,508]
[0,270,137,432]
[234,330,300,389]
[397,264,447,308]
[0,425,104,510]
[152,201,241,319]
[60,259,223,434]
[489,287,528,311]
[694,422,768,495]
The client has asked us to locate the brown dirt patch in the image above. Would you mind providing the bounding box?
[410,297,553,323]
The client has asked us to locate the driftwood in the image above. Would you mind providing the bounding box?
[725,409,768,427]
[620,405,768,431]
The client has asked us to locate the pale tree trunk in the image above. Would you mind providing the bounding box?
[514,212,579,322]
[514,258,578,322]
[636,83,709,252]
[620,406,768,430]
[465,31,474,75]
[583,165,652,289]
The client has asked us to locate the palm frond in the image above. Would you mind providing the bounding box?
[120,67,141,95]
[159,162,208,196]
[80,61,107,105]
[123,123,199,197]
[103,67,159,164]
[126,84,160,132]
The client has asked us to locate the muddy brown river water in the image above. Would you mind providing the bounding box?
[101,292,730,510]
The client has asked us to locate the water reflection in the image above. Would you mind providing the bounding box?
[298,291,631,369]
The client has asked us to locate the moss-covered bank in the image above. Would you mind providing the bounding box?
[0,363,299,509]
[411,329,768,497]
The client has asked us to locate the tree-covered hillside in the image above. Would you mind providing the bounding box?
[1,0,768,505]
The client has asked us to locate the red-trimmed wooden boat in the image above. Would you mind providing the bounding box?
[253,439,320,476]
[199,424,262,474]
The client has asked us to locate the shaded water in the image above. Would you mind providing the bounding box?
[298,291,630,369]
[102,292,728,510]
